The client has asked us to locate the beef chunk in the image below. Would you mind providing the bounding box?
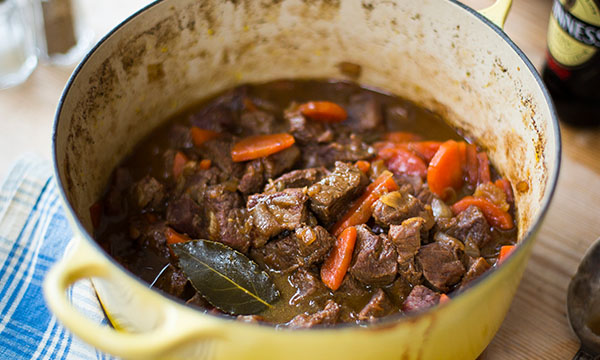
[264,167,328,193]
[434,232,465,259]
[285,106,334,144]
[402,285,440,312]
[373,190,434,230]
[131,176,165,210]
[415,185,435,205]
[251,226,334,271]
[204,185,251,253]
[460,257,491,287]
[294,225,335,265]
[199,138,245,180]
[301,135,374,168]
[289,268,329,306]
[384,277,412,306]
[248,188,309,247]
[335,274,369,299]
[441,205,493,250]
[167,124,193,149]
[105,167,132,215]
[189,103,236,133]
[154,265,188,298]
[349,225,398,286]
[416,242,465,292]
[166,195,205,239]
[239,110,279,135]
[287,299,341,328]
[238,146,301,194]
[388,218,424,265]
[250,234,301,272]
[347,93,383,132]
[308,162,368,224]
[131,219,170,260]
[358,288,395,321]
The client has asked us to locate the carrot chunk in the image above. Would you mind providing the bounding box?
[331,170,399,236]
[165,227,191,245]
[382,131,422,143]
[439,294,451,304]
[427,140,464,200]
[451,196,514,230]
[231,133,295,162]
[465,144,479,187]
[298,101,347,123]
[173,151,189,179]
[190,127,219,147]
[477,152,491,184]
[355,160,371,174]
[406,141,442,164]
[199,159,212,170]
[498,245,516,265]
[321,227,357,291]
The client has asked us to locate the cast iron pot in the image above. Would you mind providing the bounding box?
[44,0,560,359]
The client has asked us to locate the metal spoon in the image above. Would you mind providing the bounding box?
[568,238,600,360]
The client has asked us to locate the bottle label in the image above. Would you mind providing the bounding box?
[547,0,600,67]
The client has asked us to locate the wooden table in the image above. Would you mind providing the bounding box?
[1,0,598,358]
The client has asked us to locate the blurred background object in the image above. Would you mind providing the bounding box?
[0,0,38,89]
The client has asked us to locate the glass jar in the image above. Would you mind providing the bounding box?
[0,0,38,89]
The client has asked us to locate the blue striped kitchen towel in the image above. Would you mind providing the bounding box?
[0,155,117,360]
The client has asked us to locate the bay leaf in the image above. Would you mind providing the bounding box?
[170,239,280,315]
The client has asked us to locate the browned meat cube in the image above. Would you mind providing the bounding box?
[264,167,328,193]
[154,265,188,298]
[250,234,302,272]
[441,205,492,250]
[237,144,301,194]
[307,162,368,224]
[383,277,413,306]
[166,195,206,239]
[301,136,374,169]
[203,184,251,253]
[402,285,440,312]
[248,188,309,247]
[288,268,329,306]
[287,300,341,328]
[239,110,278,135]
[131,175,165,210]
[388,217,424,265]
[349,225,398,286]
[347,93,383,132]
[460,257,491,287]
[294,225,335,265]
[416,242,465,292]
[358,288,395,321]
[372,190,434,230]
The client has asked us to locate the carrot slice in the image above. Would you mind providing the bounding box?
[451,196,514,230]
[355,160,371,174]
[465,144,479,187]
[427,140,464,200]
[495,178,514,204]
[173,151,188,179]
[498,245,516,265]
[382,132,422,143]
[406,141,442,163]
[331,170,399,236]
[380,146,427,179]
[89,200,103,229]
[165,227,191,245]
[191,127,219,147]
[439,294,451,304]
[231,133,295,162]
[199,159,212,170]
[321,226,357,291]
[477,152,491,184]
[298,101,347,123]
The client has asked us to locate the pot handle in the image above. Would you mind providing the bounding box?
[43,237,224,360]
[479,0,512,29]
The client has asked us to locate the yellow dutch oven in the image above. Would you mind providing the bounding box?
[44,0,561,359]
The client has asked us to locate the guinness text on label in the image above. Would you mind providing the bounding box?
[552,0,600,48]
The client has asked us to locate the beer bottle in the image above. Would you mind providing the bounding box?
[542,0,600,126]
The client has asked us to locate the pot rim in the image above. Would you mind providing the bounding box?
[51,0,561,330]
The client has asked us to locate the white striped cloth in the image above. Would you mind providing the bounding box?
[0,155,117,360]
